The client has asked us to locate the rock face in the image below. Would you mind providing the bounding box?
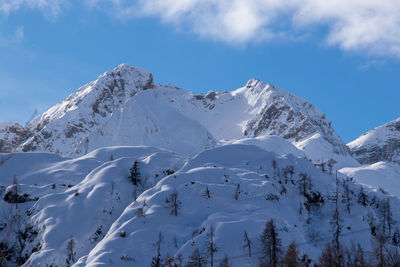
[1,64,353,165]
[348,117,400,164]
[0,122,30,153]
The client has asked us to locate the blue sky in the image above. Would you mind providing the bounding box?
[0,0,399,143]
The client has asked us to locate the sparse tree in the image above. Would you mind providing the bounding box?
[234,184,240,200]
[282,242,299,267]
[203,186,211,199]
[318,243,343,267]
[175,253,184,267]
[330,175,343,253]
[344,242,366,267]
[66,236,76,267]
[272,159,278,177]
[243,230,252,257]
[260,219,281,267]
[206,226,218,267]
[342,181,352,214]
[218,255,231,267]
[298,173,311,197]
[357,186,368,207]
[165,191,181,216]
[185,248,206,267]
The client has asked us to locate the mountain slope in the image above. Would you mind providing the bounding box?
[5,64,355,168]
[74,144,390,267]
[0,122,30,153]
[348,117,400,164]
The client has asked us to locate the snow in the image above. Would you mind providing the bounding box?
[0,63,399,266]
[340,162,400,197]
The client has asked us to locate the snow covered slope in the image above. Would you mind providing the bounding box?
[0,146,186,266]
[74,144,393,267]
[348,117,400,164]
[3,64,354,168]
[17,64,216,157]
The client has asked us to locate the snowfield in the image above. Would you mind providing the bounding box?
[0,63,399,266]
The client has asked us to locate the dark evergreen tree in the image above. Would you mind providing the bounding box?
[298,173,311,197]
[330,176,343,255]
[260,219,281,267]
[129,160,141,186]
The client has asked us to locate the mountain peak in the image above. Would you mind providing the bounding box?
[348,117,400,164]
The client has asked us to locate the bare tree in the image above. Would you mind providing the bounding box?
[234,184,240,200]
[66,236,76,267]
[342,180,352,214]
[330,175,342,253]
[165,191,181,216]
[243,230,252,257]
[206,226,218,267]
[186,248,206,267]
[218,255,231,267]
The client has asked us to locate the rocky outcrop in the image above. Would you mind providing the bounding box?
[348,118,400,164]
[0,122,30,153]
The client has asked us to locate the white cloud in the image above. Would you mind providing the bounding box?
[89,0,400,58]
[2,0,400,58]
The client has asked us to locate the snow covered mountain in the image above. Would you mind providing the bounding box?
[1,63,355,168]
[348,117,400,164]
[2,63,399,266]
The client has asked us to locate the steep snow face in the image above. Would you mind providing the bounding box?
[0,122,30,153]
[348,118,400,164]
[18,64,155,156]
[75,144,391,267]
[6,64,352,166]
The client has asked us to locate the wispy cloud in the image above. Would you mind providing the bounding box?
[93,0,400,59]
[0,0,67,17]
[1,0,400,59]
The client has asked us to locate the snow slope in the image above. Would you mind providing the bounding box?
[348,117,400,164]
[4,64,355,169]
[0,146,186,266]
[340,162,400,197]
[75,144,393,267]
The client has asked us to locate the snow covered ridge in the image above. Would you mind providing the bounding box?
[0,144,399,266]
[348,118,400,164]
[1,63,355,167]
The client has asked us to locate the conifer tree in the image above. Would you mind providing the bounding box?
[129,160,141,186]
[282,242,299,267]
[260,219,281,267]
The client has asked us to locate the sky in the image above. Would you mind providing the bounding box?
[0,0,399,143]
